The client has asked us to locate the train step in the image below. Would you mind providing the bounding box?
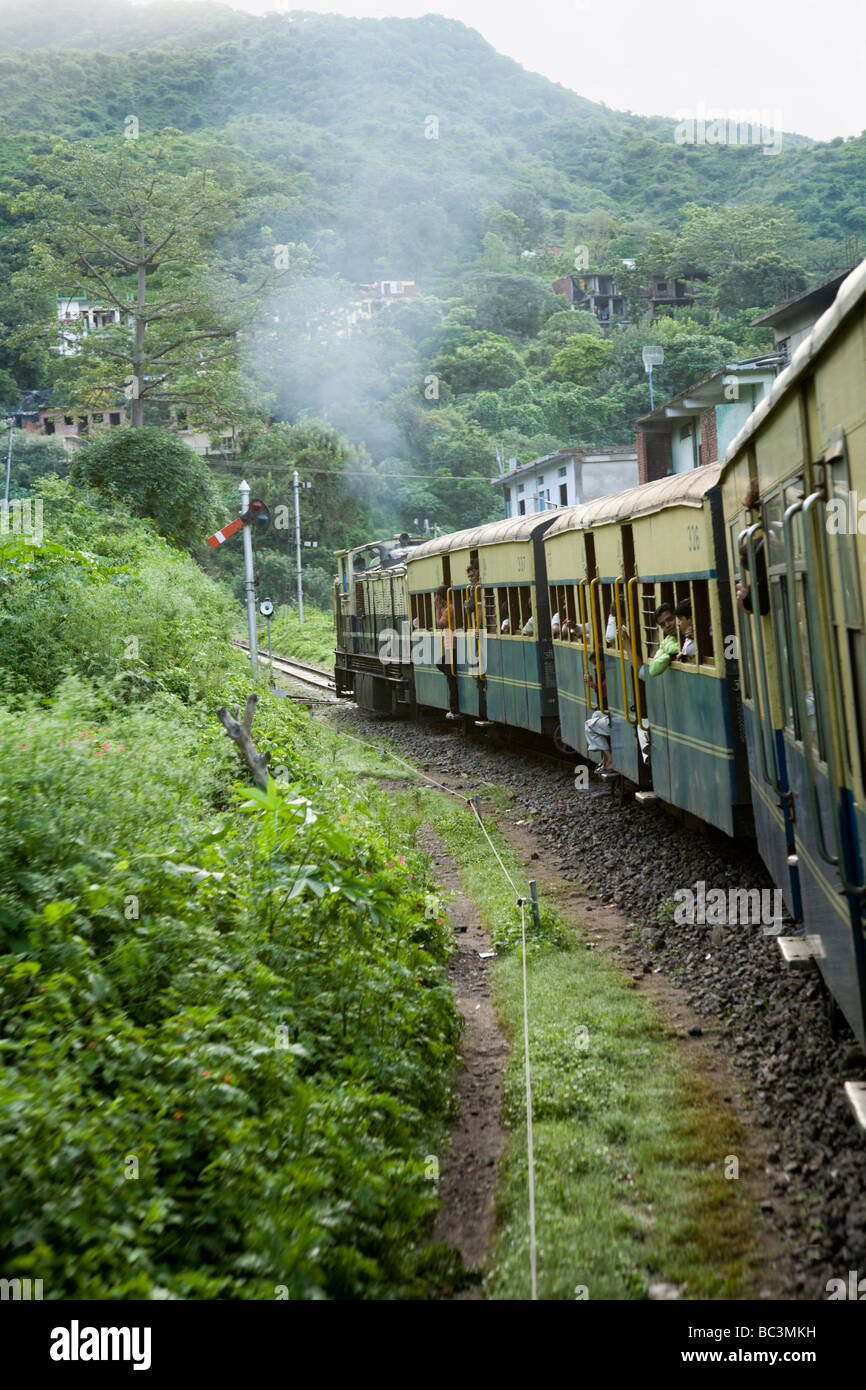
[844,1080,866,1131]
[776,936,821,970]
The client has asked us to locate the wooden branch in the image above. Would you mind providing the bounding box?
[217,694,270,790]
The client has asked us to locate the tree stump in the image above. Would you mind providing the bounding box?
[217,693,270,790]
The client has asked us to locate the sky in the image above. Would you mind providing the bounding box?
[210,0,865,143]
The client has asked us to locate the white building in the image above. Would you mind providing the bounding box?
[56,294,125,355]
[492,446,639,518]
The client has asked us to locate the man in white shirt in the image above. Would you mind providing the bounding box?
[675,599,696,658]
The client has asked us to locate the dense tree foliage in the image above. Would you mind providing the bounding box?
[1,3,861,542]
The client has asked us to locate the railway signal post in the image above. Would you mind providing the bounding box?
[208,490,270,680]
[260,597,274,678]
[239,480,259,677]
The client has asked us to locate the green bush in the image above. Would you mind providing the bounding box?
[0,473,461,1299]
[0,481,235,699]
[70,427,217,552]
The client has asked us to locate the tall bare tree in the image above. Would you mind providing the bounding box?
[8,132,306,427]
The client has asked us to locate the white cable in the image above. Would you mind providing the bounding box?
[468,798,521,896]
[326,721,538,1296]
[519,897,538,1300]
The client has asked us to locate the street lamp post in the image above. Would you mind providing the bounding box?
[642,345,665,412]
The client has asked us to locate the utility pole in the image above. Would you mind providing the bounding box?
[3,419,13,507]
[293,468,304,624]
[239,478,258,676]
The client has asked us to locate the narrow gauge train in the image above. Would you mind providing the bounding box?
[333,259,866,1094]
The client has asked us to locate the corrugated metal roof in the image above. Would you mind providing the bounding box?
[408,510,563,560]
[723,257,866,467]
[545,462,723,535]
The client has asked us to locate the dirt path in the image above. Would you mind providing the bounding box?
[419,826,509,1296]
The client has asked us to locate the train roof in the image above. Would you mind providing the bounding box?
[722,256,866,467]
[408,511,562,559]
[545,461,723,537]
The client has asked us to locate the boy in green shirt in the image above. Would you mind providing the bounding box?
[620,603,679,680]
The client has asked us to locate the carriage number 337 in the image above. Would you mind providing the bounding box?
[687,524,700,552]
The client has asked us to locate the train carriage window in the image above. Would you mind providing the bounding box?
[730,518,753,700]
[496,587,510,631]
[462,585,475,629]
[847,630,866,787]
[820,439,866,784]
[550,583,571,638]
[508,587,521,633]
[823,442,862,628]
[565,584,579,641]
[484,588,498,634]
[607,579,620,645]
[771,576,797,735]
[763,489,786,571]
[794,573,825,763]
[641,583,657,654]
[600,582,612,638]
[691,580,714,666]
[519,587,533,630]
[423,592,433,630]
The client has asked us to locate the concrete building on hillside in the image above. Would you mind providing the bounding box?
[492,445,638,518]
[750,268,855,364]
[346,279,420,331]
[635,358,780,484]
[551,272,628,330]
[642,272,708,319]
[7,389,127,443]
[56,294,126,356]
[5,390,238,459]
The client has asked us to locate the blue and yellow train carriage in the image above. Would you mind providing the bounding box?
[622,465,750,836]
[546,467,750,835]
[406,515,559,731]
[722,257,866,1054]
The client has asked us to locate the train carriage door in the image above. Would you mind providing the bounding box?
[582,533,605,718]
[639,578,678,804]
[617,524,650,786]
[821,435,866,855]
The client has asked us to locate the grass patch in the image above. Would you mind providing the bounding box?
[396,783,757,1301]
[260,603,334,668]
[313,726,423,785]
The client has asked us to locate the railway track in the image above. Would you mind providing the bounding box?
[233,641,336,693]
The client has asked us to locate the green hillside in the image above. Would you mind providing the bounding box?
[1,2,864,554]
